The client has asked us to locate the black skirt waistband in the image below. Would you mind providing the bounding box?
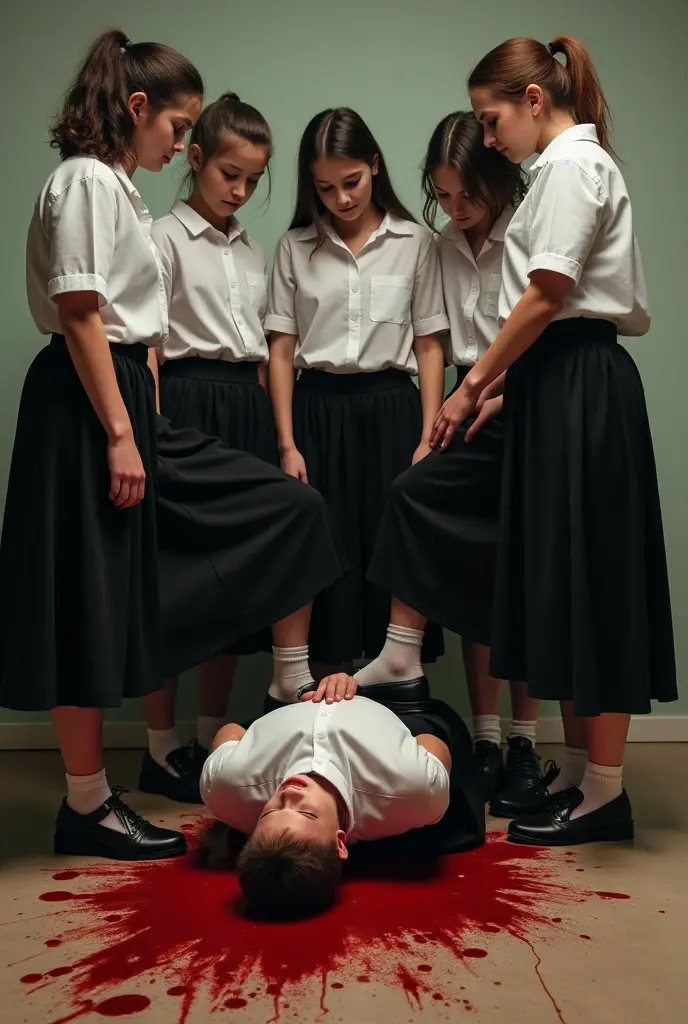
[296,368,414,394]
[50,334,150,365]
[160,357,260,384]
[539,317,617,345]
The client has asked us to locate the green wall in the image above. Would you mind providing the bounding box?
[1,0,685,730]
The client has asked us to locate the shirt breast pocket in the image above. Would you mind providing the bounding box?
[483,274,502,319]
[369,274,413,325]
[245,271,268,315]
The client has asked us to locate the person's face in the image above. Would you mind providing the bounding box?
[190,135,269,219]
[129,91,202,172]
[311,154,378,224]
[252,775,348,859]
[471,86,543,164]
[431,164,489,233]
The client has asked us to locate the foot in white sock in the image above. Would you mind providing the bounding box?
[354,625,423,686]
[547,746,587,795]
[570,762,623,819]
[66,769,126,834]
[147,727,182,777]
[197,716,225,752]
[473,714,502,747]
[268,645,315,702]
[508,719,537,746]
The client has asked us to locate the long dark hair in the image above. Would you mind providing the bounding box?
[50,28,204,164]
[290,107,415,253]
[185,91,273,198]
[468,35,615,156]
[422,111,527,231]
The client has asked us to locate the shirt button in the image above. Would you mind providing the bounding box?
[313,759,322,767]
[237,319,244,326]
[317,733,326,740]
[231,282,236,289]
[352,285,359,293]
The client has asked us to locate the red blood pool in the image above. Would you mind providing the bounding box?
[167,986,188,996]
[39,891,75,902]
[225,998,247,1008]
[45,939,62,948]
[95,994,151,1016]
[48,966,74,977]
[20,974,43,984]
[418,965,432,972]
[552,917,562,923]
[594,891,630,900]
[433,993,444,1000]
[331,983,344,989]
[357,975,370,983]
[462,948,487,958]
[580,934,591,940]
[53,871,80,881]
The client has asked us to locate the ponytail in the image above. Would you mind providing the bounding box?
[468,35,615,157]
[184,90,273,196]
[50,28,203,164]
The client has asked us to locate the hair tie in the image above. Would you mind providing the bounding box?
[121,36,134,53]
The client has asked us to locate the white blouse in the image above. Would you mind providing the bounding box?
[153,201,269,363]
[26,156,167,347]
[265,213,449,374]
[437,205,514,366]
[499,124,650,336]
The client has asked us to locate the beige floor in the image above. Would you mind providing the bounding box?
[0,745,686,1024]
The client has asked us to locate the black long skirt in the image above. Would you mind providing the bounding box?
[160,357,277,655]
[293,368,444,664]
[160,357,277,465]
[0,337,162,711]
[367,367,504,647]
[0,338,342,711]
[490,318,677,716]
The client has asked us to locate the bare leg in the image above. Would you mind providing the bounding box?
[464,639,503,717]
[585,713,631,766]
[509,680,540,725]
[390,596,426,631]
[272,602,312,647]
[560,700,588,749]
[545,700,589,795]
[198,655,237,717]
[52,707,103,775]
[142,677,178,731]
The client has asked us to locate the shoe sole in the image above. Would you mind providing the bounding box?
[507,822,635,847]
[54,837,187,861]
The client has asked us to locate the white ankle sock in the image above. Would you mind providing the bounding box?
[508,719,537,746]
[547,746,588,795]
[197,716,225,751]
[66,769,126,834]
[354,625,423,686]
[473,714,502,747]
[570,762,623,819]
[147,727,182,777]
[268,645,314,702]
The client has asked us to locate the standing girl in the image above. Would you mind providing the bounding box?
[141,93,276,803]
[432,35,676,844]
[0,30,342,861]
[353,113,547,817]
[266,108,448,673]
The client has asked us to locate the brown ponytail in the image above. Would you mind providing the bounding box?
[50,28,204,164]
[468,35,615,156]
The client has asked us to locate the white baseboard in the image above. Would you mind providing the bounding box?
[0,716,687,750]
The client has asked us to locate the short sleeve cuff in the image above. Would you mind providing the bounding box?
[413,313,450,337]
[48,273,108,305]
[527,252,582,285]
[264,313,298,335]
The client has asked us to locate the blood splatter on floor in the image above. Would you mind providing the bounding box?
[9,824,628,1024]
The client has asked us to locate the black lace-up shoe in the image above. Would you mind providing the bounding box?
[490,737,559,818]
[474,740,505,801]
[138,740,206,804]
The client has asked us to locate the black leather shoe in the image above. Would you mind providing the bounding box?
[490,739,557,818]
[357,677,430,704]
[54,788,187,861]
[474,741,505,801]
[138,741,206,804]
[507,787,634,846]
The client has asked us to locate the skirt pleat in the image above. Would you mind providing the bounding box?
[160,357,278,654]
[293,369,444,664]
[367,369,504,647]
[490,318,677,715]
[0,337,162,711]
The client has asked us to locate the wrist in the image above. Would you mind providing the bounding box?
[107,422,133,444]
[278,439,297,454]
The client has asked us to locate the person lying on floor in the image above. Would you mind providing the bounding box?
[200,675,453,919]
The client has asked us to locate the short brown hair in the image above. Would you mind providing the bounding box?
[468,35,615,157]
[236,831,343,920]
[50,28,204,164]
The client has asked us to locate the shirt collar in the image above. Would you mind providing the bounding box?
[441,203,514,253]
[530,123,600,173]
[297,211,415,244]
[171,199,247,241]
